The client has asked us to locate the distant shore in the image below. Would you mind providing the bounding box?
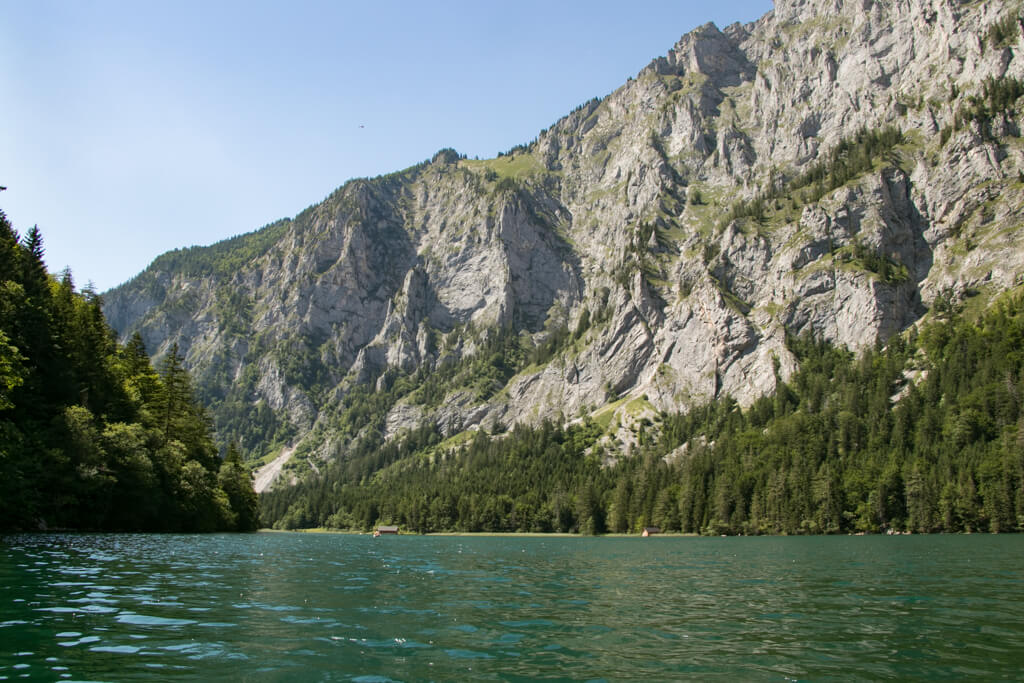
[260,528,701,537]
[258,527,952,538]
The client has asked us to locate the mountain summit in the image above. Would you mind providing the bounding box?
[105,0,1024,489]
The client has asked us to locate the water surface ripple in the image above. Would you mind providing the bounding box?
[1,533,1022,680]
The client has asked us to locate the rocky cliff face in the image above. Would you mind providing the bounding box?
[105,0,1024,486]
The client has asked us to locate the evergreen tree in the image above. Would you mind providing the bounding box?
[219,442,260,531]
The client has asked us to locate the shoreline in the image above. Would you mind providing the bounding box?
[258,528,693,537]
[258,528,865,538]
[257,528,972,538]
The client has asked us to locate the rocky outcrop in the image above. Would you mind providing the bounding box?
[104,0,1024,482]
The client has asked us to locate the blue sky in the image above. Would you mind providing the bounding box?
[1,1,772,292]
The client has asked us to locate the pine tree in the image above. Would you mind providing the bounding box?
[219,442,259,531]
[20,226,49,298]
[157,343,218,471]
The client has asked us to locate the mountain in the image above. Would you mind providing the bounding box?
[104,0,1024,493]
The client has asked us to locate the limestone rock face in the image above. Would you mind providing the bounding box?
[104,0,1024,481]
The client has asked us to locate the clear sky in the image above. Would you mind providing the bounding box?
[1,0,772,292]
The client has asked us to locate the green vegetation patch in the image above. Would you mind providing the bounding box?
[717,126,905,234]
[467,152,546,181]
[986,10,1022,50]
[142,218,292,282]
[941,76,1024,146]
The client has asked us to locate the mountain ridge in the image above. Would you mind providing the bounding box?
[105,0,1024,490]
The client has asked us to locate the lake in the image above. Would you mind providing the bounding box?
[1,532,1022,681]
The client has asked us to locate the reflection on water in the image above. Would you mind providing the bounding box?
[1,532,1022,680]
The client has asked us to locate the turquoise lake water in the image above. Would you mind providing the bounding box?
[1,532,1022,680]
